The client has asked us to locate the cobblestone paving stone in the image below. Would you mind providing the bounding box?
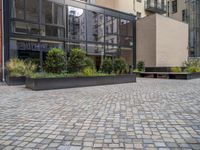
[0,78,200,150]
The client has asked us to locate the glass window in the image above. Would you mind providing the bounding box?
[41,25,64,38]
[25,0,38,22]
[54,4,64,25]
[121,47,133,66]
[68,6,86,41]
[67,42,86,53]
[119,19,133,36]
[11,21,40,35]
[119,19,133,47]
[12,0,25,19]
[42,0,53,24]
[87,43,104,55]
[105,44,118,56]
[87,11,104,43]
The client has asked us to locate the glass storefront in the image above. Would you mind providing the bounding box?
[8,0,136,68]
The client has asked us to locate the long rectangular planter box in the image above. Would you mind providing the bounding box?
[6,76,26,85]
[26,74,136,91]
[139,72,200,80]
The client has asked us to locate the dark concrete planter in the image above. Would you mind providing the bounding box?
[139,72,200,80]
[26,74,136,91]
[6,76,26,85]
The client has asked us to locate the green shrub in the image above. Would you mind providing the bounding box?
[183,59,200,73]
[24,60,37,76]
[137,61,145,72]
[113,57,128,74]
[6,58,37,77]
[187,66,200,73]
[84,57,95,69]
[44,48,66,73]
[6,58,26,77]
[133,69,140,73]
[183,59,200,68]
[171,67,182,73]
[101,57,113,74]
[81,67,94,76]
[67,48,87,73]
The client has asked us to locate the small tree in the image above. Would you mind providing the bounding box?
[114,57,128,74]
[67,48,87,73]
[137,61,145,72]
[101,57,113,74]
[44,48,66,73]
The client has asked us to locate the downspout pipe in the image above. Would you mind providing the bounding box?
[1,0,5,82]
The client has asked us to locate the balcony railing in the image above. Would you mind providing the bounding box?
[144,0,166,14]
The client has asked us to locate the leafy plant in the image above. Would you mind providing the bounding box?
[101,57,113,74]
[24,60,37,76]
[6,58,26,77]
[6,58,36,77]
[84,57,95,70]
[137,61,145,72]
[171,67,182,73]
[113,57,128,74]
[81,67,94,76]
[44,48,66,74]
[187,66,200,73]
[183,59,200,73]
[67,48,87,73]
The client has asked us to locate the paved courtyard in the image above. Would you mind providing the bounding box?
[0,78,200,150]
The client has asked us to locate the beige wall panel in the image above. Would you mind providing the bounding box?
[156,14,188,67]
[136,15,157,67]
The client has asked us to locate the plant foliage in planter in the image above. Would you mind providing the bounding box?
[67,48,87,73]
[44,48,66,74]
[171,67,182,73]
[114,57,128,74]
[101,58,113,74]
[6,58,36,77]
[137,61,145,72]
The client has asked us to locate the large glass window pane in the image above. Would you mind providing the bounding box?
[25,0,38,22]
[67,42,86,53]
[87,43,104,56]
[105,45,118,56]
[40,25,64,38]
[87,11,104,43]
[10,39,40,65]
[68,6,86,41]
[42,0,53,24]
[119,19,133,36]
[105,16,118,44]
[54,4,64,25]
[11,21,40,35]
[121,47,133,66]
[12,0,24,19]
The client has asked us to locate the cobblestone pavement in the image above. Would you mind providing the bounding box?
[0,78,200,150]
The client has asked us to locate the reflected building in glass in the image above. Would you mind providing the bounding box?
[2,0,136,69]
[186,0,200,57]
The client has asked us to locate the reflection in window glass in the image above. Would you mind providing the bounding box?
[105,44,118,56]
[87,11,104,42]
[87,43,104,55]
[12,0,24,19]
[42,0,53,24]
[68,6,86,41]
[12,21,40,35]
[67,43,86,52]
[121,47,133,66]
[44,25,64,38]
[105,16,118,44]
[119,19,133,36]
[25,0,38,22]
[54,4,64,25]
